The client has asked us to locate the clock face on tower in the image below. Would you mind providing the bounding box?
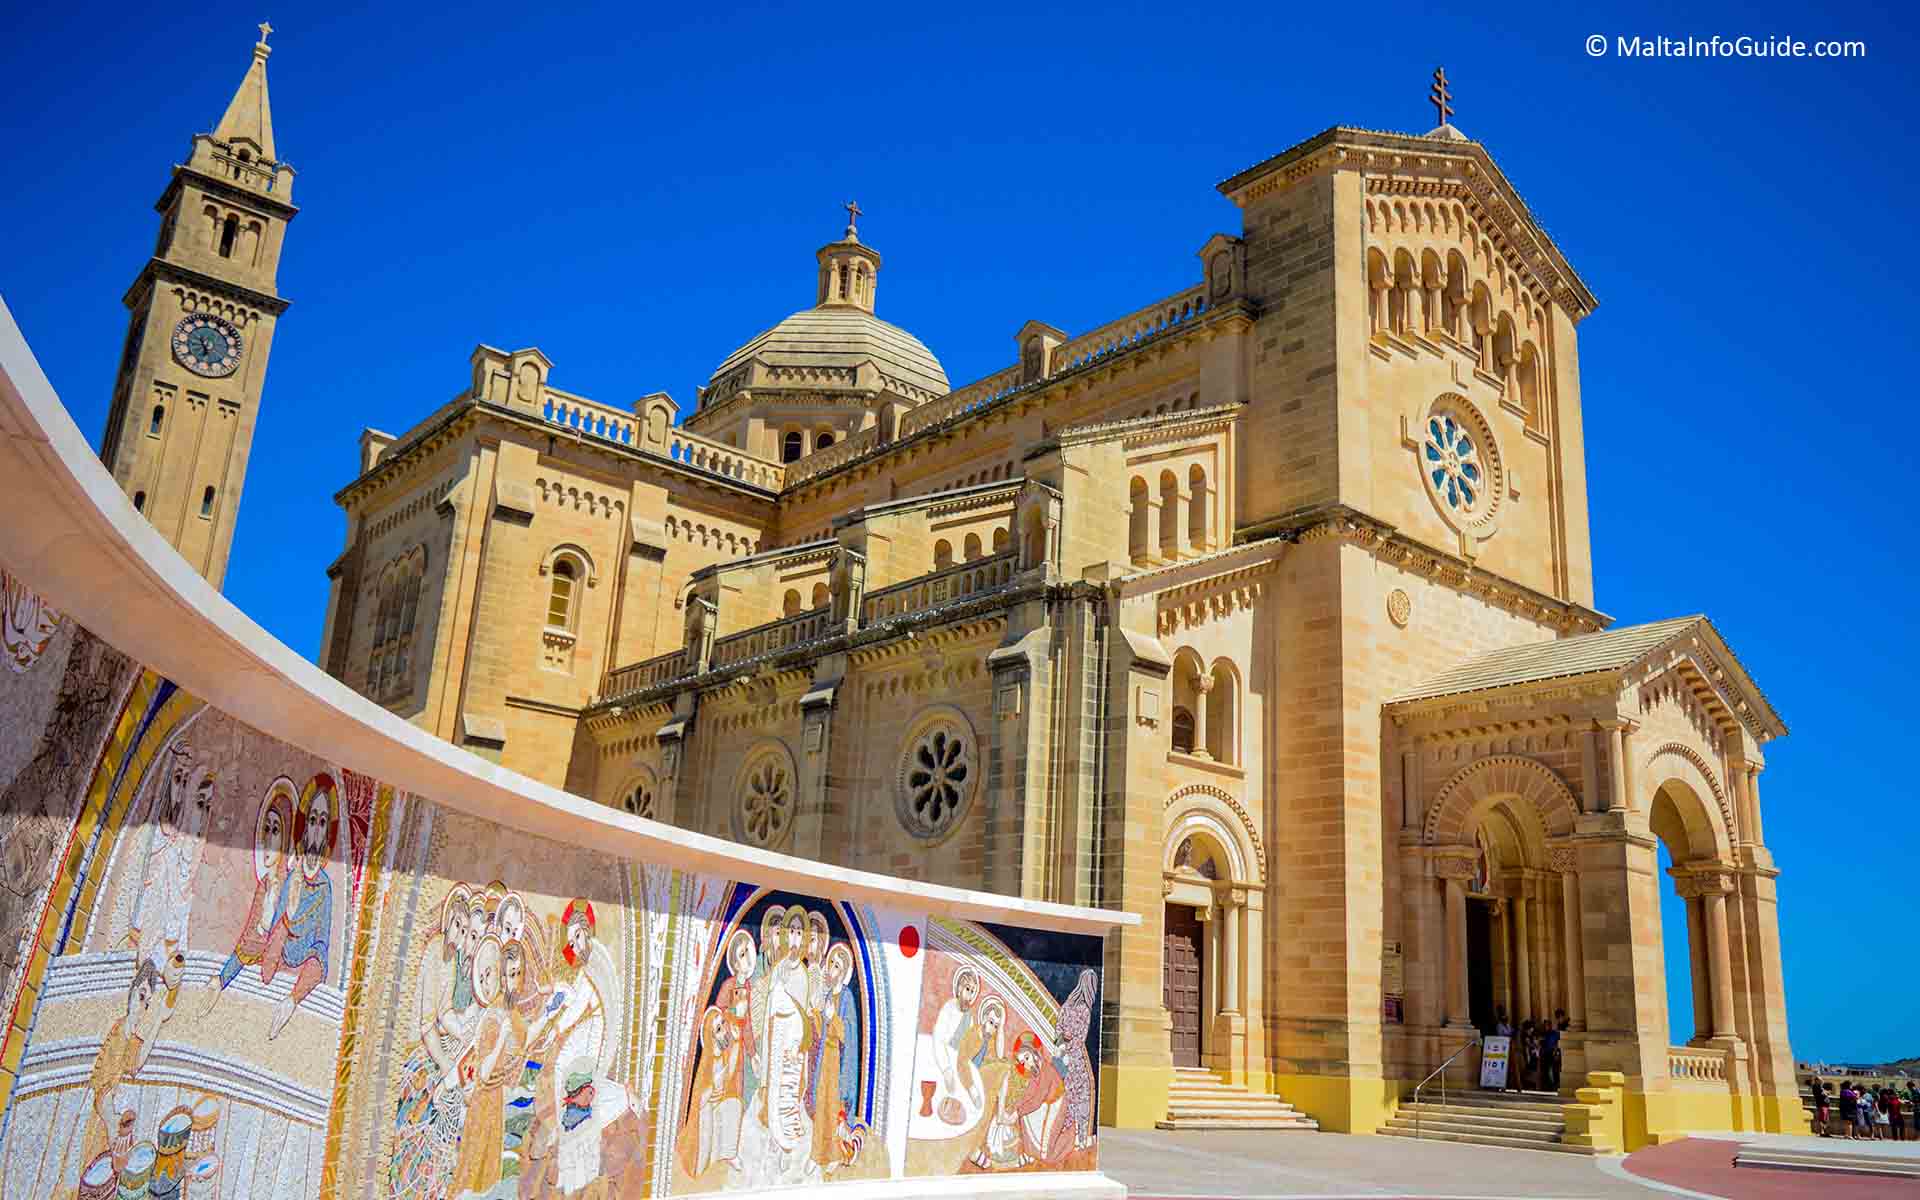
[170,313,244,378]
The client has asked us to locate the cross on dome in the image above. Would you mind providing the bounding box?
[843,199,862,242]
[258,20,273,45]
[1429,66,1453,126]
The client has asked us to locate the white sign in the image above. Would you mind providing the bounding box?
[1479,1036,1511,1089]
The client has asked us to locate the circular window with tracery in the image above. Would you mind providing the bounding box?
[617,774,656,820]
[733,747,795,849]
[896,712,977,841]
[1419,395,1503,537]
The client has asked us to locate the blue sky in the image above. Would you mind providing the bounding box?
[2,3,1913,1064]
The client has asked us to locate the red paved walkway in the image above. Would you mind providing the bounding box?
[1626,1136,1920,1198]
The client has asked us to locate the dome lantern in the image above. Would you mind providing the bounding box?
[815,200,881,313]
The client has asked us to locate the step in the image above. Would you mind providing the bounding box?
[1167,1099,1307,1113]
[1157,1115,1319,1131]
[1734,1148,1920,1179]
[1395,1101,1565,1124]
[1384,1116,1563,1143]
[1402,1092,1567,1115]
[1388,1110,1566,1135]
[1378,1126,1596,1155]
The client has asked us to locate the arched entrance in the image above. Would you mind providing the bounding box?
[1647,771,1739,1050]
[1162,791,1263,1078]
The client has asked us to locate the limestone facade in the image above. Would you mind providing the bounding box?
[315,121,1801,1144]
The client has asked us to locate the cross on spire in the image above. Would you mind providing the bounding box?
[257,20,273,46]
[1429,66,1453,127]
[843,199,862,238]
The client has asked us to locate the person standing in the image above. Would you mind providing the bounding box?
[1839,1081,1858,1140]
[1542,1018,1562,1092]
[1875,1088,1893,1140]
[1886,1086,1904,1142]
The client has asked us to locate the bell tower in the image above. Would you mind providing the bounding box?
[99,24,297,589]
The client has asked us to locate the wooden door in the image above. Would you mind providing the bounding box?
[1164,903,1204,1068]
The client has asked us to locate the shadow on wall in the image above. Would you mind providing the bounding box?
[0,302,1129,1199]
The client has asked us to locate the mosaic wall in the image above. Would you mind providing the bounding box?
[0,565,1106,1198]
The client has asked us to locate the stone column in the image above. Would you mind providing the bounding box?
[1371,282,1389,335]
[1705,887,1737,1040]
[1554,852,1585,1030]
[1686,896,1713,1041]
[1223,894,1242,1013]
[1599,719,1636,813]
[1746,766,1766,846]
[1443,874,1469,1026]
[1425,284,1443,334]
[1512,893,1533,1021]
[1191,674,1213,761]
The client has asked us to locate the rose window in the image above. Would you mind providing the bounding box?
[737,756,793,848]
[897,720,976,840]
[1424,414,1483,512]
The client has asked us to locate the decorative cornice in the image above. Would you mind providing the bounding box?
[1248,503,1607,635]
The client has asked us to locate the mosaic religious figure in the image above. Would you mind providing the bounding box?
[120,743,215,973]
[675,891,887,1192]
[198,777,295,1018]
[262,773,338,1037]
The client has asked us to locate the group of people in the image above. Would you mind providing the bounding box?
[1810,1078,1915,1140]
[678,904,869,1190]
[1485,1007,1572,1093]
[389,882,630,1199]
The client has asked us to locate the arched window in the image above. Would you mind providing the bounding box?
[1171,708,1196,754]
[148,404,165,436]
[132,490,146,513]
[1158,470,1180,558]
[1128,477,1150,562]
[783,588,802,617]
[1206,660,1238,763]
[199,485,215,517]
[781,430,804,463]
[934,539,954,569]
[1187,465,1208,551]
[547,559,577,629]
[992,527,1009,554]
[218,214,239,258]
[1022,508,1047,568]
[815,431,834,451]
[811,581,830,609]
[963,532,982,561]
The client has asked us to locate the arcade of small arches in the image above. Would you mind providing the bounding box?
[1168,649,1238,765]
[1364,198,1550,424]
[1128,463,1216,563]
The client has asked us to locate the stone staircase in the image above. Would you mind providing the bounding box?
[1380,1090,1596,1154]
[1156,1067,1320,1131]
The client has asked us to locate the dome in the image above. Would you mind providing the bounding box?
[707,306,949,398]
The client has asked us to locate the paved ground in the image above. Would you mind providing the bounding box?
[1097,1127,1920,1198]
[1624,1134,1920,1198]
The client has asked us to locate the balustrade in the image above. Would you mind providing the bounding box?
[1668,1046,1730,1085]
[709,607,834,669]
[862,551,1017,623]
[1047,284,1210,376]
[542,394,638,446]
[602,648,688,698]
[665,429,785,490]
[783,425,878,486]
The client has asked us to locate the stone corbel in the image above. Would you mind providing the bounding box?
[1670,864,1737,900]
[1428,845,1479,881]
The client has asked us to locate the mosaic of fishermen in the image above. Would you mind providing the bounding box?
[389,880,639,1199]
[677,900,880,1191]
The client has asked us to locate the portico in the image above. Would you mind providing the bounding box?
[1385,615,1799,1143]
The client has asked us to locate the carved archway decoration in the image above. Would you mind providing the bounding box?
[1164,782,1265,882]
[1424,753,1579,846]
[1643,741,1736,851]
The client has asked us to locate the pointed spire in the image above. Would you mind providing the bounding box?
[214,23,277,161]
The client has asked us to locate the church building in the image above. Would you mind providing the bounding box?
[102,36,1804,1148]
